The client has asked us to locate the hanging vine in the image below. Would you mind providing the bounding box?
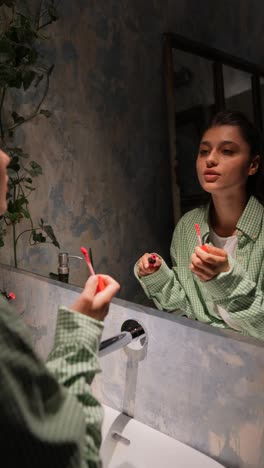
[0,0,60,266]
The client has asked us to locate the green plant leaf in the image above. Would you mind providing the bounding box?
[48,5,59,22]
[30,161,42,170]
[25,161,42,177]
[41,223,60,248]
[0,65,23,88]
[32,230,44,243]
[40,109,52,118]
[5,147,29,158]
[9,163,20,172]
[20,207,30,219]
[22,70,36,90]
[7,168,17,177]
[10,156,18,163]
[8,196,28,215]
[0,39,15,63]
[0,223,7,248]
[0,1,60,266]
[12,112,25,124]
[16,195,27,207]
[5,211,21,223]
[8,156,20,172]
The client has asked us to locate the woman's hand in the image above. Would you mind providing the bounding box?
[137,253,162,276]
[71,275,120,321]
[190,244,229,282]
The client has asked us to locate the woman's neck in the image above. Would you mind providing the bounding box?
[210,192,249,237]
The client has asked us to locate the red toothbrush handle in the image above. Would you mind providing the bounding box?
[96,275,106,293]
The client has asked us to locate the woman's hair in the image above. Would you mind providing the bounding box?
[206,109,264,204]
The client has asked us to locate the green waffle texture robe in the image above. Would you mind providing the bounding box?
[0,296,104,468]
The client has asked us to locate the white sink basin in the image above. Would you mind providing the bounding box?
[101,404,225,468]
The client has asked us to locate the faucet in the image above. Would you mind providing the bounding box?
[99,320,146,357]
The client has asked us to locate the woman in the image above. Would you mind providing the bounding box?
[135,110,264,340]
[0,149,120,466]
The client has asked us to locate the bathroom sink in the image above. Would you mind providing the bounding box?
[101,404,224,468]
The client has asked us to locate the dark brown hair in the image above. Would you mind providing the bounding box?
[207,110,264,204]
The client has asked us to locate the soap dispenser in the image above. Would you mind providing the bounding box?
[58,253,70,283]
[58,253,84,283]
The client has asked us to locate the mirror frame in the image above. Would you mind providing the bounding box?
[163,32,264,222]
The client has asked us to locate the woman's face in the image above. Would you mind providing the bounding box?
[0,149,10,215]
[196,125,259,196]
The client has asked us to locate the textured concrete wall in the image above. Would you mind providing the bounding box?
[2,264,264,468]
[1,0,264,303]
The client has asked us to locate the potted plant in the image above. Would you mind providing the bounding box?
[0,0,60,267]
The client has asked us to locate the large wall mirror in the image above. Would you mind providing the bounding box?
[1,4,264,308]
[163,33,264,221]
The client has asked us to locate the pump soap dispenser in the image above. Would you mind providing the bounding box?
[58,253,84,283]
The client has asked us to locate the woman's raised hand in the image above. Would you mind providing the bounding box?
[71,274,120,321]
[137,253,162,277]
[190,244,229,282]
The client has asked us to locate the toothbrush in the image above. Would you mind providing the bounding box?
[80,246,105,292]
[81,246,95,275]
[195,224,202,247]
[195,224,209,252]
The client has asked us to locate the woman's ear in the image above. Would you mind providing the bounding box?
[248,155,260,175]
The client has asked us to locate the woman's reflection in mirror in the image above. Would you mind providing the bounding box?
[136,110,264,340]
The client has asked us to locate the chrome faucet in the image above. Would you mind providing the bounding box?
[99,320,146,357]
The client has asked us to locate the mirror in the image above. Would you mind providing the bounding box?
[1,2,264,308]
